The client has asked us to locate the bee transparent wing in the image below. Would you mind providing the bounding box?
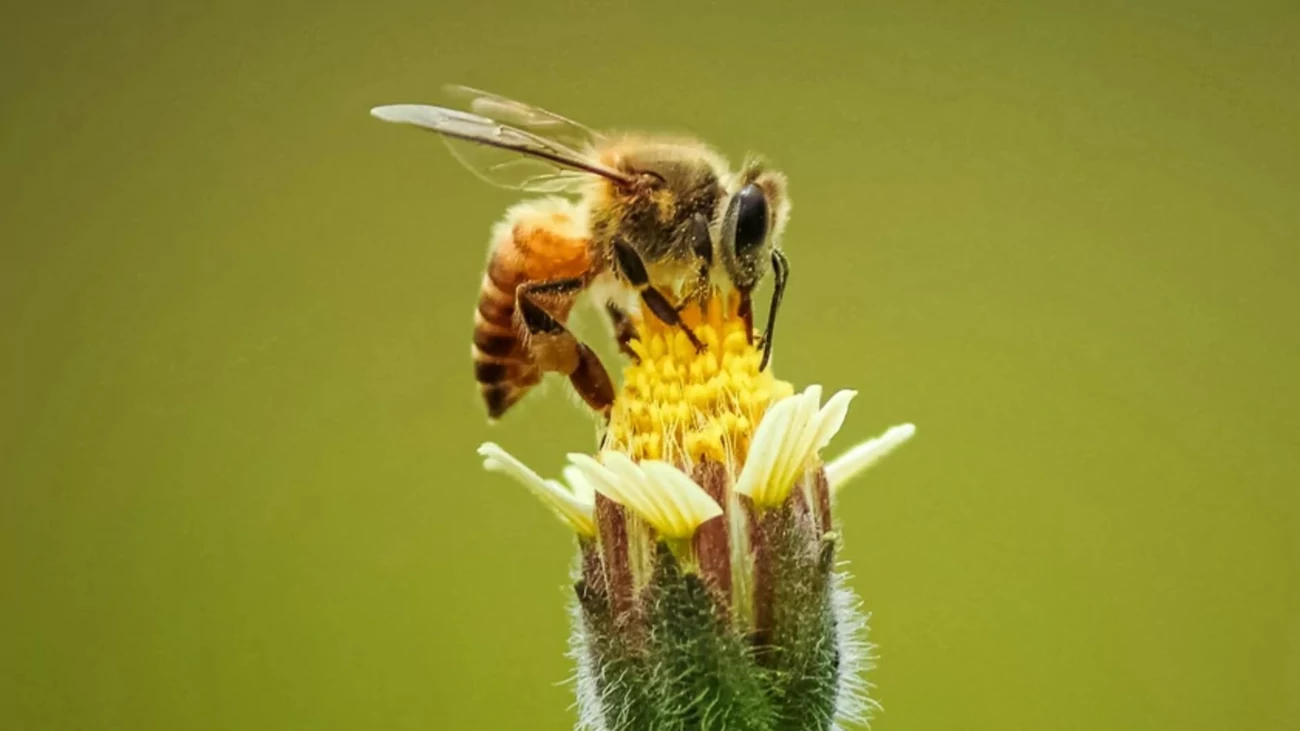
[490,165,592,194]
[370,103,631,192]
[444,84,605,150]
[441,139,594,193]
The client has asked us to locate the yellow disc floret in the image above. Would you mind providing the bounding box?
[606,293,794,469]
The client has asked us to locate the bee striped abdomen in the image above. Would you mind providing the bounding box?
[471,198,592,420]
[473,262,540,420]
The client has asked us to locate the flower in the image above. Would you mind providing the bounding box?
[479,293,914,730]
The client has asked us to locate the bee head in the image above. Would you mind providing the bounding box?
[719,162,790,294]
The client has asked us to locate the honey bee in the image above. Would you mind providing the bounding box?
[371,86,791,421]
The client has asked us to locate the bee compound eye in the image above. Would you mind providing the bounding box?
[732,183,769,256]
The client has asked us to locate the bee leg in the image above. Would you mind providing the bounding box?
[604,301,640,363]
[516,278,616,416]
[641,289,704,351]
[612,239,704,351]
[738,291,755,346]
[569,343,616,417]
[690,211,714,284]
[757,249,789,371]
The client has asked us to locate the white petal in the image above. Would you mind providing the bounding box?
[773,386,824,497]
[562,465,595,505]
[734,392,799,506]
[810,390,857,454]
[478,442,595,535]
[826,423,917,494]
[566,453,622,501]
[570,452,720,539]
[567,453,647,527]
[640,461,724,538]
[602,451,670,532]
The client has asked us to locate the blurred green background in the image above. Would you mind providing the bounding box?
[3,1,1298,729]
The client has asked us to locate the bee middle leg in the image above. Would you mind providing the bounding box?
[516,277,616,416]
[611,239,704,351]
[604,301,640,362]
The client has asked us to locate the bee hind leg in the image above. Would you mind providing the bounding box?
[516,278,616,417]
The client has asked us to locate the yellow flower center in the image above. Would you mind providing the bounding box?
[606,293,794,468]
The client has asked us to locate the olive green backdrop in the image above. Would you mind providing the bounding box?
[3,1,1297,729]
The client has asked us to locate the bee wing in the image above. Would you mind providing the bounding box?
[444,84,605,150]
[370,103,631,192]
[494,166,593,194]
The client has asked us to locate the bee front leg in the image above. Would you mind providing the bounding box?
[758,249,789,371]
[738,291,755,346]
[611,238,704,351]
[516,278,616,417]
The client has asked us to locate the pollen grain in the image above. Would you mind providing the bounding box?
[606,293,794,467]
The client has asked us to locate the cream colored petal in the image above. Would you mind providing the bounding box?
[567,452,658,530]
[562,465,596,505]
[810,390,857,455]
[734,392,799,506]
[600,451,670,532]
[773,386,824,497]
[640,460,724,538]
[604,451,723,538]
[569,452,720,539]
[478,442,595,535]
[566,453,623,503]
[826,423,917,494]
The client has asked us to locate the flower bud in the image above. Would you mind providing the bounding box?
[481,295,914,730]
